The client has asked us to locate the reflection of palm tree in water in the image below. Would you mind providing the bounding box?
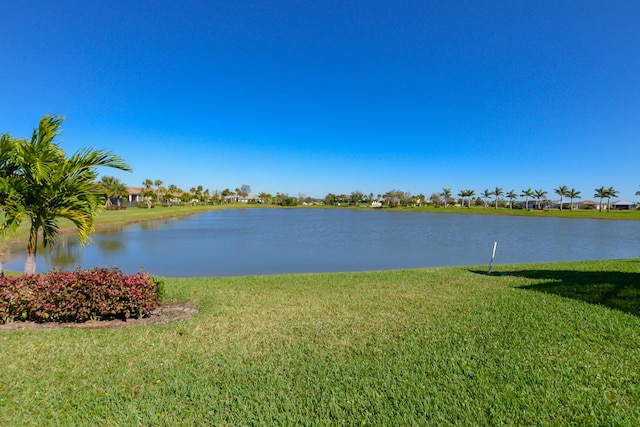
[42,236,83,270]
[35,233,129,271]
[98,238,125,254]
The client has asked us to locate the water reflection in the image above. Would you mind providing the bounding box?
[2,209,640,277]
[97,237,126,254]
[42,237,84,269]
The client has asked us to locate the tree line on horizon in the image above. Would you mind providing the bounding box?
[99,174,635,213]
[324,186,630,212]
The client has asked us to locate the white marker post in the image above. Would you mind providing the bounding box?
[487,241,497,275]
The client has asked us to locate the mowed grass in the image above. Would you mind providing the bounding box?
[1,204,226,243]
[1,259,639,425]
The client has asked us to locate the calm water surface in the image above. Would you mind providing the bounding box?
[3,209,640,276]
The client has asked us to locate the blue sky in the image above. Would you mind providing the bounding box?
[2,1,639,199]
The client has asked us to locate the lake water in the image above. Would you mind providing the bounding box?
[3,209,640,276]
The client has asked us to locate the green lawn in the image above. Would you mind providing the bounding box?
[1,204,224,244]
[350,203,640,220]
[1,259,639,425]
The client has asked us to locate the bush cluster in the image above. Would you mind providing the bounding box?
[0,268,164,324]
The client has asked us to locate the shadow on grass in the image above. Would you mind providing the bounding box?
[470,264,640,317]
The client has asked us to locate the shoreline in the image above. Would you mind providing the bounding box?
[3,202,638,247]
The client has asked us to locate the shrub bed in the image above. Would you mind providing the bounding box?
[0,268,164,324]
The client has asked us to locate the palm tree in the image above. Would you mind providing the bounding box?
[493,187,503,209]
[481,189,493,209]
[466,189,475,208]
[142,179,155,208]
[159,186,168,205]
[594,186,607,212]
[457,190,471,208]
[99,176,128,207]
[167,184,180,206]
[506,190,518,210]
[606,186,618,212]
[442,188,452,208]
[554,185,569,211]
[533,189,548,209]
[0,115,131,274]
[520,188,534,210]
[259,192,272,204]
[154,179,163,204]
[566,188,581,210]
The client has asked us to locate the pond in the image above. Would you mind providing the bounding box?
[2,208,640,277]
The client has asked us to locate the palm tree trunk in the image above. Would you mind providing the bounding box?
[25,223,39,275]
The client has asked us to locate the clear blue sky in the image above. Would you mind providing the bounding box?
[2,1,639,200]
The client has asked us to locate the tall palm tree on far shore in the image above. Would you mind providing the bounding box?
[507,190,518,210]
[533,189,548,209]
[99,176,128,207]
[606,186,618,212]
[594,186,608,212]
[442,188,452,208]
[481,189,493,209]
[554,185,569,211]
[493,187,504,209]
[521,188,534,210]
[566,188,581,211]
[0,115,131,274]
[154,179,163,205]
[457,190,467,208]
[466,189,475,208]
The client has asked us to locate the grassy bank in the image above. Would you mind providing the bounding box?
[1,204,225,244]
[1,259,638,425]
[340,203,640,220]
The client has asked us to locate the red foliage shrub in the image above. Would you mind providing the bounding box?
[0,268,163,324]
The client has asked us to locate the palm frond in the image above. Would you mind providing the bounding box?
[68,148,133,173]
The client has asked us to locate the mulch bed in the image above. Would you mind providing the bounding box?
[0,301,198,332]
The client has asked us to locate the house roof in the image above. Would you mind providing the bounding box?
[612,200,636,205]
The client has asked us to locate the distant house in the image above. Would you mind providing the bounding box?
[550,200,572,210]
[126,187,145,205]
[611,200,637,210]
[223,194,262,204]
[578,200,601,210]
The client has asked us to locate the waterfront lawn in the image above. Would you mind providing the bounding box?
[1,259,639,425]
[391,204,640,220]
[0,204,220,243]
